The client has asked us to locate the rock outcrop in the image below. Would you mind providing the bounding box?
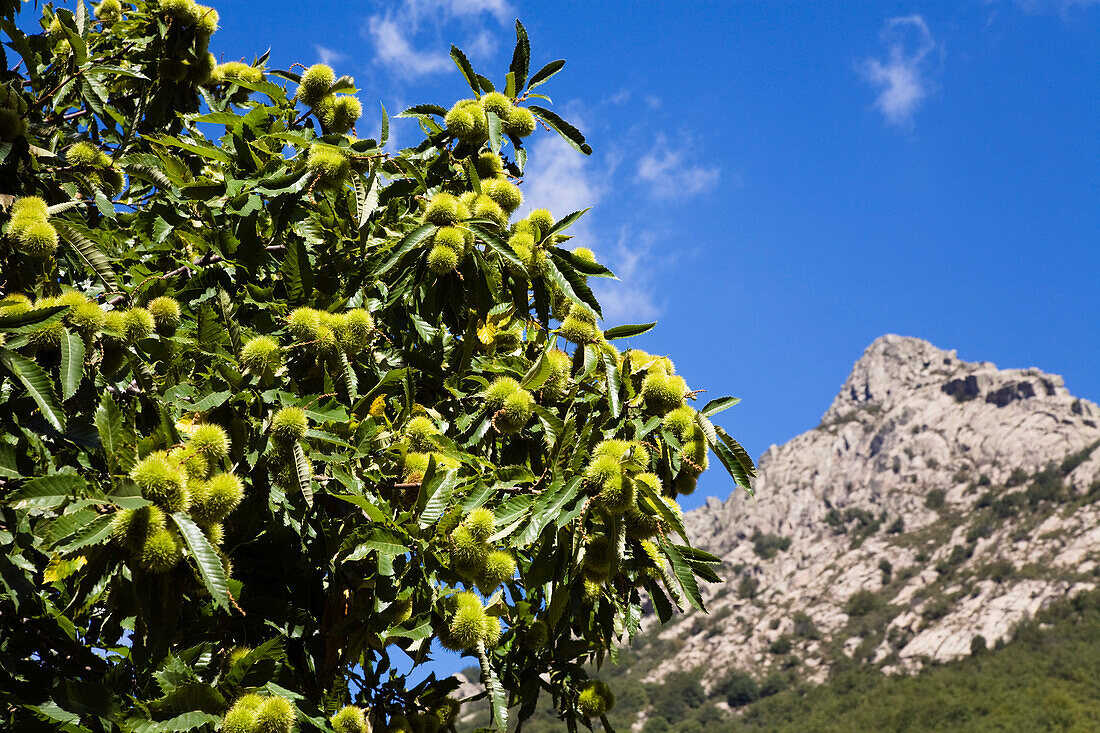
[656,334,1100,689]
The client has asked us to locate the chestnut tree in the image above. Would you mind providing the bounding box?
[0,2,755,731]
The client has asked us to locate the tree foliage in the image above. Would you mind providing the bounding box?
[0,2,754,732]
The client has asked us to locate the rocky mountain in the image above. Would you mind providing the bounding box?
[458,334,1100,731]
[665,334,1100,686]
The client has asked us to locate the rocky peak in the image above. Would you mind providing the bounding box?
[649,335,1100,692]
[822,334,1073,425]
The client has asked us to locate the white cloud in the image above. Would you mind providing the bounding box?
[367,16,453,76]
[520,134,601,238]
[590,228,662,324]
[364,0,512,78]
[313,45,348,68]
[858,15,938,126]
[519,134,662,323]
[635,134,719,200]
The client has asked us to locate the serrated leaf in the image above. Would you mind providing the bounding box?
[659,536,707,612]
[467,223,525,269]
[0,305,67,333]
[376,223,437,276]
[602,350,621,418]
[638,479,686,541]
[54,223,118,290]
[520,350,553,390]
[0,347,66,431]
[291,441,315,508]
[516,477,580,546]
[397,104,448,117]
[548,245,615,278]
[59,329,84,401]
[480,645,509,732]
[487,110,502,156]
[450,45,480,97]
[602,323,656,341]
[528,105,592,155]
[54,513,114,553]
[544,253,602,319]
[528,59,565,90]
[510,20,530,91]
[544,208,591,238]
[417,471,457,528]
[130,711,221,733]
[9,473,86,510]
[171,514,230,611]
[701,396,741,417]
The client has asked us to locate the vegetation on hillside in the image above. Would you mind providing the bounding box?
[461,589,1100,731]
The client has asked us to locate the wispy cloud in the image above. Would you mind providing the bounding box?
[520,134,602,239]
[314,45,348,68]
[364,0,511,78]
[998,0,1100,12]
[590,228,662,324]
[519,133,662,322]
[635,134,719,200]
[858,15,938,126]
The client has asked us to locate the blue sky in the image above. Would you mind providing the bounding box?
[202,0,1100,513]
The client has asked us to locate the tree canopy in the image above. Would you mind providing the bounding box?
[0,2,755,731]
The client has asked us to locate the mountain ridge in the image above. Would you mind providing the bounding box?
[671,333,1100,687]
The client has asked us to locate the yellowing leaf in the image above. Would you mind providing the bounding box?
[477,321,497,345]
[43,554,86,583]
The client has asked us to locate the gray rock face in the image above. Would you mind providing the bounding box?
[656,335,1100,688]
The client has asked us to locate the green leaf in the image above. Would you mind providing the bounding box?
[353,368,407,414]
[8,473,86,510]
[659,535,706,612]
[519,349,553,390]
[280,240,314,305]
[487,110,502,156]
[467,223,525,269]
[375,223,438,276]
[334,494,389,524]
[510,20,530,91]
[544,252,602,319]
[527,59,565,90]
[544,207,591,238]
[291,442,315,508]
[528,105,592,155]
[417,470,458,528]
[450,45,481,97]
[602,350,621,418]
[130,711,221,733]
[701,396,742,417]
[379,102,389,147]
[397,104,448,117]
[54,223,119,290]
[638,478,687,541]
[0,348,66,431]
[59,330,84,401]
[516,477,580,546]
[602,322,656,341]
[716,425,757,492]
[547,244,615,278]
[480,645,509,732]
[170,514,230,611]
[54,513,114,553]
[0,305,67,333]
